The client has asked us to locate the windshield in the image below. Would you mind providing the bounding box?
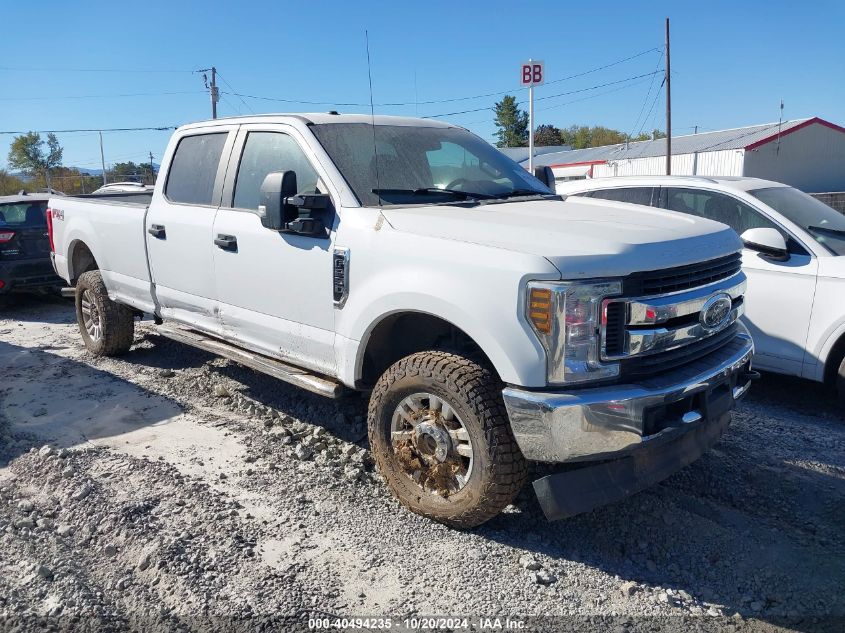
[310,123,552,207]
[0,202,48,228]
[750,186,845,256]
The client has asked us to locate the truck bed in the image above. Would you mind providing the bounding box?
[63,190,154,206]
[49,192,154,308]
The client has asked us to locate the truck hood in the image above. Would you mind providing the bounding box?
[380,196,742,279]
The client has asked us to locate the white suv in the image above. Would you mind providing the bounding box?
[556,176,845,404]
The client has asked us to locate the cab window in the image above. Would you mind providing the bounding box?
[165,133,228,205]
[233,132,322,211]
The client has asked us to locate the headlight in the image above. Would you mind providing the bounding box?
[526,279,622,385]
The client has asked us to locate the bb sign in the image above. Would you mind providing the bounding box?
[520,61,544,86]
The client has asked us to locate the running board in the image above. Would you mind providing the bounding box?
[156,325,345,399]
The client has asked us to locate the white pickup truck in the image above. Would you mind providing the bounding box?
[48,114,756,527]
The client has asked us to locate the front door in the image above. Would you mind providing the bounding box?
[660,187,818,375]
[146,129,235,334]
[211,125,337,375]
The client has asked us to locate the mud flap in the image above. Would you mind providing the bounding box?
[533,411,732,521]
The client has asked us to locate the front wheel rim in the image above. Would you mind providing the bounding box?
[390,392,474,496]
[80,290,102,342]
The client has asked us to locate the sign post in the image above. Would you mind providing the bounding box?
[520,60,544,173]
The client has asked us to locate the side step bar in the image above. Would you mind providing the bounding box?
[157,325,345,399]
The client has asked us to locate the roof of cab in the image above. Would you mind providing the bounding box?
[177,113,458,132]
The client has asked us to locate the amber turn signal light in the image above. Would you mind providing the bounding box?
[528,287,553,334]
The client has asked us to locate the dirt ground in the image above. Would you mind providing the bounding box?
[0,295,843,633]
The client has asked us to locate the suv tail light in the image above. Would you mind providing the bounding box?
[0,230,15,243]
[45,208,55,252]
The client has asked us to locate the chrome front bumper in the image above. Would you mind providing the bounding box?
[502,330,755,463]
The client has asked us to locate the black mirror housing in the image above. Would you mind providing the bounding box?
[259,170,298,230]
[259,170,331,237]
[534,166,555,190]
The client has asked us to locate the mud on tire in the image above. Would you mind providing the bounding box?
[75,270,135,356]
[367,350,527,528]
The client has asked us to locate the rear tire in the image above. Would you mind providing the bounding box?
[368,350,527,528]
[75,270,135,356]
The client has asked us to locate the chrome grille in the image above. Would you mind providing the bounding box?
[600,253,747,379]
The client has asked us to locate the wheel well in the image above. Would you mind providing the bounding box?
[823,332,845,386]
[360,312,494,387]
[69,241,98,284]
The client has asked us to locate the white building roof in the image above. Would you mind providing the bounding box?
[527,117,845,167]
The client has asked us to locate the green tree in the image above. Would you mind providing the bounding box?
[7,132,63,187]
[0,169,27,196]
[557,125,666,149]
[493,95,528,148]
[110,161,156,184]
[533,124,564,147]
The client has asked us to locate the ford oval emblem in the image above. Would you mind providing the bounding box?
[700,293,733,330]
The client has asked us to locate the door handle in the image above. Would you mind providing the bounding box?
[148,224,166,239]
[214,234,238,251]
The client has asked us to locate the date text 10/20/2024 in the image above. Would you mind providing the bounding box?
[308,617,527,630]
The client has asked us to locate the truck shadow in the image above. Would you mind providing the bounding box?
[0,339,184,468]
[477,373,845,629]
[0,293,74,325]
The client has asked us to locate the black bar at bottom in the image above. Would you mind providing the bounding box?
[533,410,732,521]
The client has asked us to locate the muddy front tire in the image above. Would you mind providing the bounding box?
[75,270,135,356]
[368,351,527,528]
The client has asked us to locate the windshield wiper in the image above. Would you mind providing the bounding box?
[489,189,553,199]
[808,225,845,237]
[372,187,493,200]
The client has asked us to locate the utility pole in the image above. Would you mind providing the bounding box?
[665,17,672,175]
[149,151,155,183]
[99,131,107,186]
[210,66,219,119]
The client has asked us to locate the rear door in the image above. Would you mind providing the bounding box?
[659,187,817,376]
[145,127,237,333]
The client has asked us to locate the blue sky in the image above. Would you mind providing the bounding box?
[1,0,843,173]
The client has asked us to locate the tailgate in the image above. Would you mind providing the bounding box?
[0,202,50,261]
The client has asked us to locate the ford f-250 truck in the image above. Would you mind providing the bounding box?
[48,114,756,527]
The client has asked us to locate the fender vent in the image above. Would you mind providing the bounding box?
[333,247,349,307]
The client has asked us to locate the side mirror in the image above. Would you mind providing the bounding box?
[259,171,331,236]
[259,171,297,231]
[741,228,789,261]
[533,166,555,190]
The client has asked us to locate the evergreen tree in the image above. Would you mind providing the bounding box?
[493,96,529,148]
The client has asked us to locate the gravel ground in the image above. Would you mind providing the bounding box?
[0,295,843,633]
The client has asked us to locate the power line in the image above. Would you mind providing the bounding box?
[628,48,664,139]
[219,46,662,110]
[424,70,663,119]
[214,71,256,115]
[0,66,194,73]
[636,77,665,138]
[0,126,177,135]
[535,75,656,114]
[0,90,204,102]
